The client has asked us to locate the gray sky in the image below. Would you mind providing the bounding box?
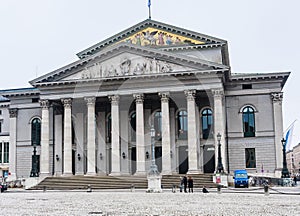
[1,0,299,147]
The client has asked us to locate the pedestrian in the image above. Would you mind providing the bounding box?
[179,176,183,192]
[187,176,193,193]
[202,186,209,193]
[293,176,297,186]
[183,175,188,193]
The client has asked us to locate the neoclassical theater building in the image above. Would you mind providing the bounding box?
[0,19,289,180]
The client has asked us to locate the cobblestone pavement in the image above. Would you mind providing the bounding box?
[0,188,300,216]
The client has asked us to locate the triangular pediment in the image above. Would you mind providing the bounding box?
[30,43,228,86]
[76,19,226,59]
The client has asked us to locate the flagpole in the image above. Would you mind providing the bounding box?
[284,119,297,134]
[148,0,151,19]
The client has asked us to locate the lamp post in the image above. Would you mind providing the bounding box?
[149,125,159,175]
[281,138,290,178]
[216,132,224,173]
[30,145,39,177]
[147,125,162,192]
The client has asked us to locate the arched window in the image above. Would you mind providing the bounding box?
[31,118,41,146]
[201,108,213,139]
[106,114,112,143]
[130,112,136,142]
[154,111,162,141]
[243,106,255,137]
[177,110,187,140]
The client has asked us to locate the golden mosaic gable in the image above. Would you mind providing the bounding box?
[119,27,205,47]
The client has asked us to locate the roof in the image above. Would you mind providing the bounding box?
[0,87,40,97]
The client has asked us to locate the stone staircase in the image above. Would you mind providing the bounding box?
[30,174,216,190]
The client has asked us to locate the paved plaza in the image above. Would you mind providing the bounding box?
[0,187,300,215]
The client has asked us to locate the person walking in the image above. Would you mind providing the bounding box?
[188,176,193,193]
[183,175,188,193]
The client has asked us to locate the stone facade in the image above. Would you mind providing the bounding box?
[0,19,290,180]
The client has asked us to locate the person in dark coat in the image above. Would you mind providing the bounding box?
[187,176,193,193]
[183,175,188,193]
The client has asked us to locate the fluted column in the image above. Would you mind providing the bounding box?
[61,98,73,176]
[40,100,50,176]
[85,97,96,175]
[8,108,17,180]
[271,92,284,170]
[185,90,200,174]
[109,95,121,176]
[159,92,172,175]
[134,94,146,175]
[212,89,227,173]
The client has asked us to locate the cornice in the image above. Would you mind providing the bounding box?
[0,88,40,98]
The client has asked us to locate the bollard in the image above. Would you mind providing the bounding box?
[172,184,176,193]
[217,184,221,194]
[43,186,47,192]
[130,184,135,192]
[264,184,269,196]
[87,184,92,193]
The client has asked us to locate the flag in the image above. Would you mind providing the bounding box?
[148,0,151,8]
[284,121,296,151]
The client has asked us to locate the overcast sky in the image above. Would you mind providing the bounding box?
[1,0,299,147]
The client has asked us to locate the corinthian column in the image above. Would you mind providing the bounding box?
[159,92,172,175]
[212,89,226,173]
[109,95,121,176]
[61,98,73,176]
[133,94,146,175]
[185,90,200,174]
[271,92,284,170]
[8,108,17,181]
[40,100,50,177]
[85,97,96,175]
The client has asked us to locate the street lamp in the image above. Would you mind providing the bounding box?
[216,132,224,173]
[281,138,290,178]
[30,145,39,177]
[149,125,159,175]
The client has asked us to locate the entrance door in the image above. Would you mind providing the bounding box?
[131,147,136,175]
[203,145,215,173]
[179,146,188,174]
[155,146,162,173]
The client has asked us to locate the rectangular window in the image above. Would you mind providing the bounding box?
[0,121,2,133]
[32,98,39,103]
[3,142,9,163]
[242,84,252,89]
[0,110,2,115]
[245,148,256,168]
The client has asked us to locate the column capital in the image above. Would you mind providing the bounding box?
[212,88,224,97]
[184,90,196,101]
[108,95,120,105]
[159,92,170,103]
[61,98,72,108]
[9,108,18,118]
[133,93,144,104]
[271,92,283,103]
[40,99,50,109]
[85,97,96,106]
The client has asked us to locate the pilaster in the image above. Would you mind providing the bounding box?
[8,108,18,180]
[271,92,284,170]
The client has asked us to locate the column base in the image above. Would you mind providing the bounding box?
[187,169,202,174]
[134,171,147,176]
[39,172,51,178]
[109,172,121,176]
[62,172,73,177]
[85,172,97,176]
[161,170,172,175]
